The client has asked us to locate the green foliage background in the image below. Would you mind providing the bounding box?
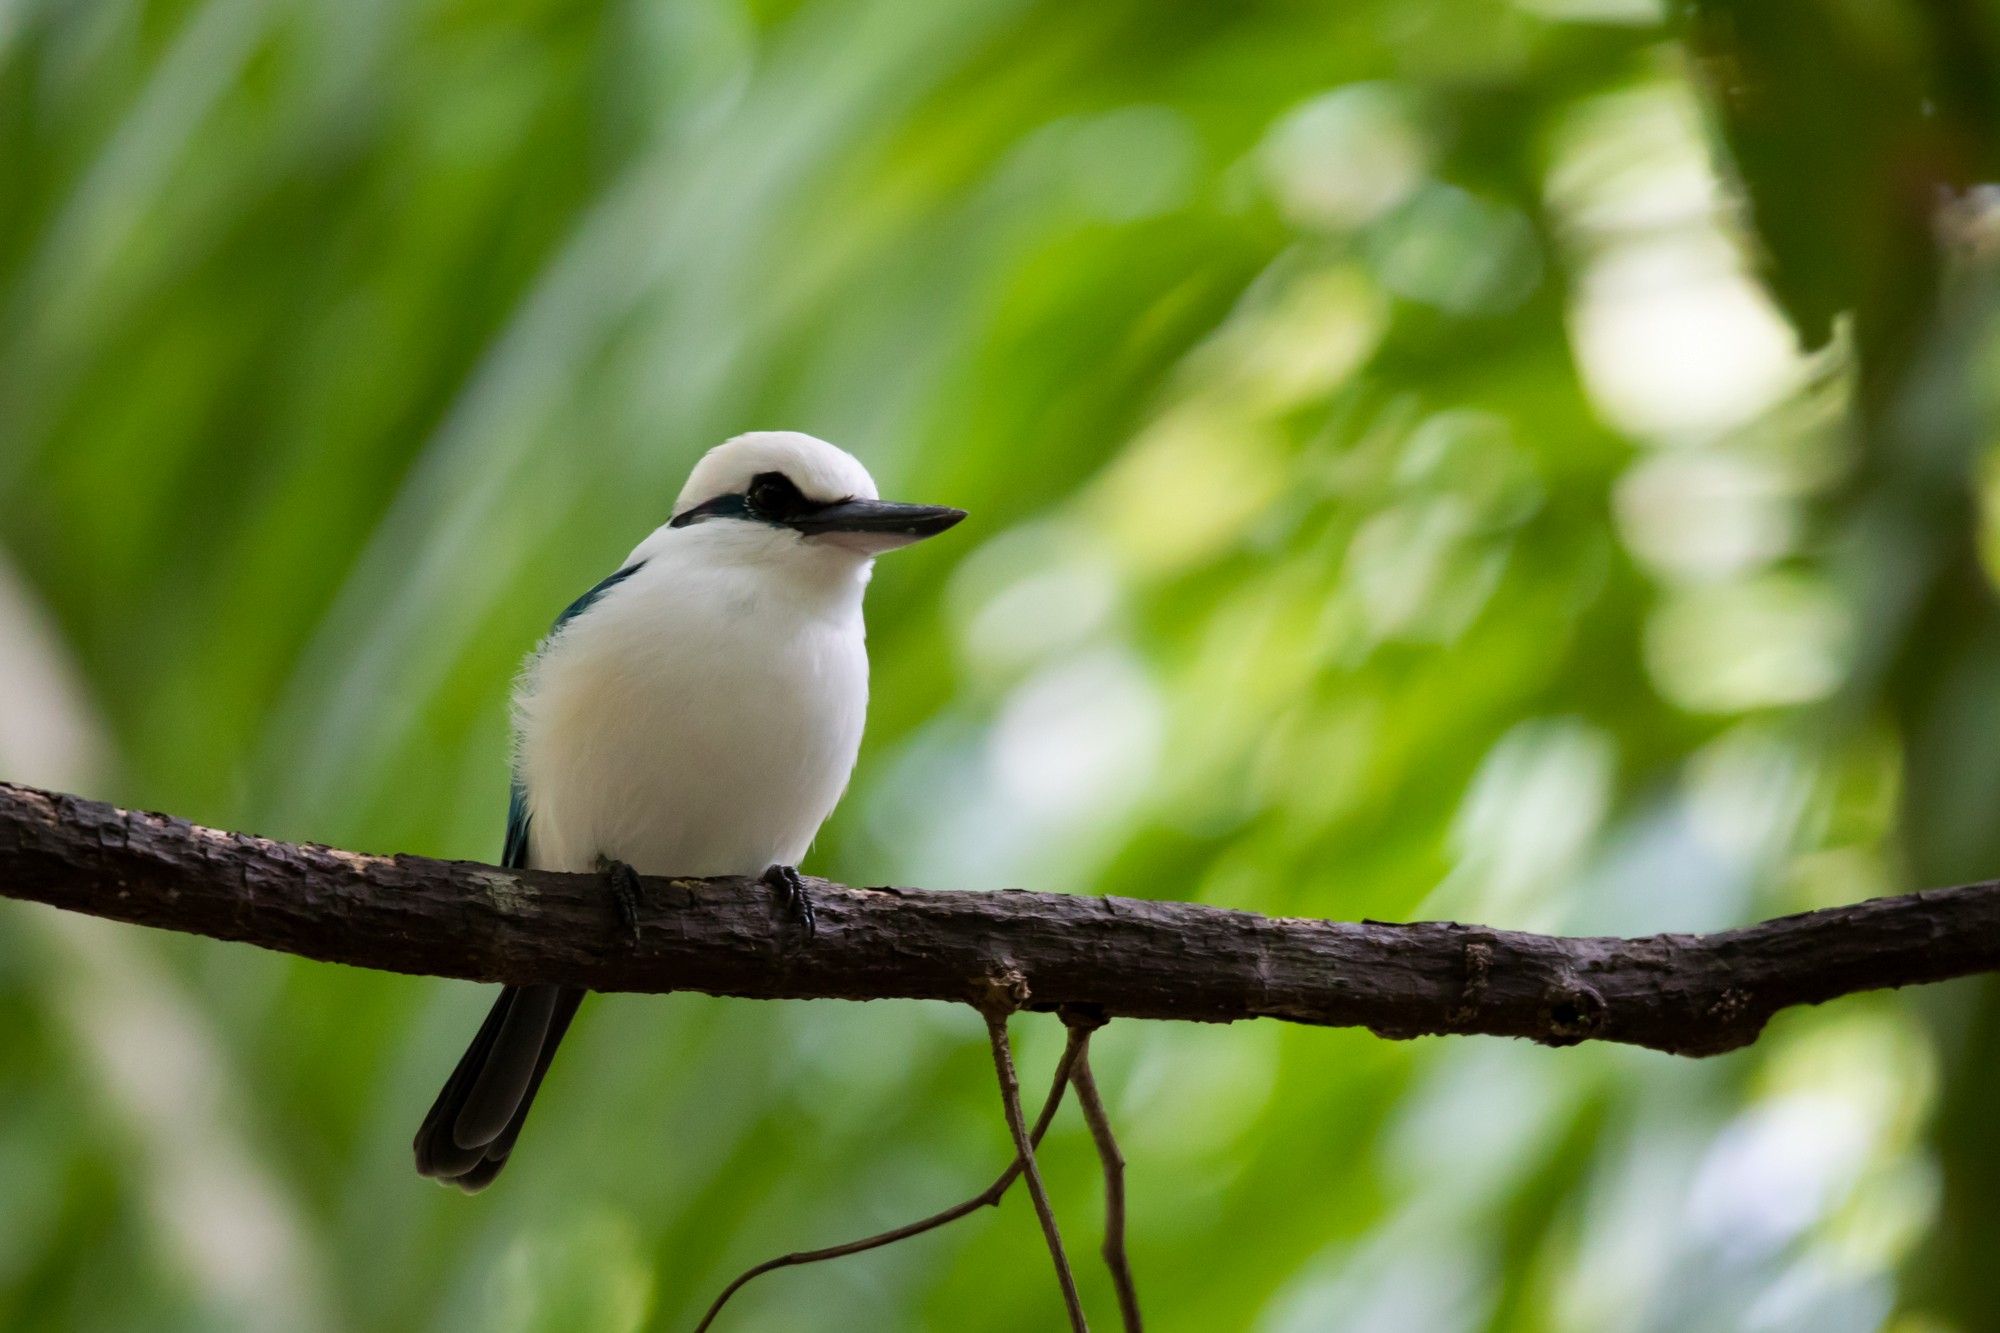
[3,0,2000,1329]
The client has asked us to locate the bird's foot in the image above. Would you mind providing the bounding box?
[599,857,643,946]
[761,863,816,944]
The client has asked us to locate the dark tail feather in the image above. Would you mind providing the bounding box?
[414,985,585,1192]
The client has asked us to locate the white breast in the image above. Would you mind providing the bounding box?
[512,535,870,878]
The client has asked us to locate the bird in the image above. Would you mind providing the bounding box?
[413,430,965,1192]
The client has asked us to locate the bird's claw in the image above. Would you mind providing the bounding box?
[601,858,643,946]
[761,863,816,944]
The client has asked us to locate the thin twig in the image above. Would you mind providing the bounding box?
[1067,1020,1141,1333]
[690,1025,1089,1333]
[986,1009,1089,1332]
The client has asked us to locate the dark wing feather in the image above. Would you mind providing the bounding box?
[551,561,645,633]
[502,779,531,871]
[497,560,646,873]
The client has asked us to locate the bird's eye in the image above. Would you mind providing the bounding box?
[746,472,808,520]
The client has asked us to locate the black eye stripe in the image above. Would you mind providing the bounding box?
[672,471,849,529]
[668,493,748,527]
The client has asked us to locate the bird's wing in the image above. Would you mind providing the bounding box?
[549,561,645,633]
[502,779,532,870]
[499,560,648,869]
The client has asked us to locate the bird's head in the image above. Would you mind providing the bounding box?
[668,432,965,562]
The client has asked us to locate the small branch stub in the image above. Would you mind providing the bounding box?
[975,967,1032,1016]
[1539,984,1607,1046]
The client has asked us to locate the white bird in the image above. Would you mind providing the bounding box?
[414,431,965,1191]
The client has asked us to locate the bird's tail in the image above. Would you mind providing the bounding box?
[413,984,585,1192]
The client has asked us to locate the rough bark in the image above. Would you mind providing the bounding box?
[0,781,1993,1056]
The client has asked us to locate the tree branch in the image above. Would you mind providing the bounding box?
[3,781,1997,1056]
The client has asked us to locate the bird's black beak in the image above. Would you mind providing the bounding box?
[788,499,966,552]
